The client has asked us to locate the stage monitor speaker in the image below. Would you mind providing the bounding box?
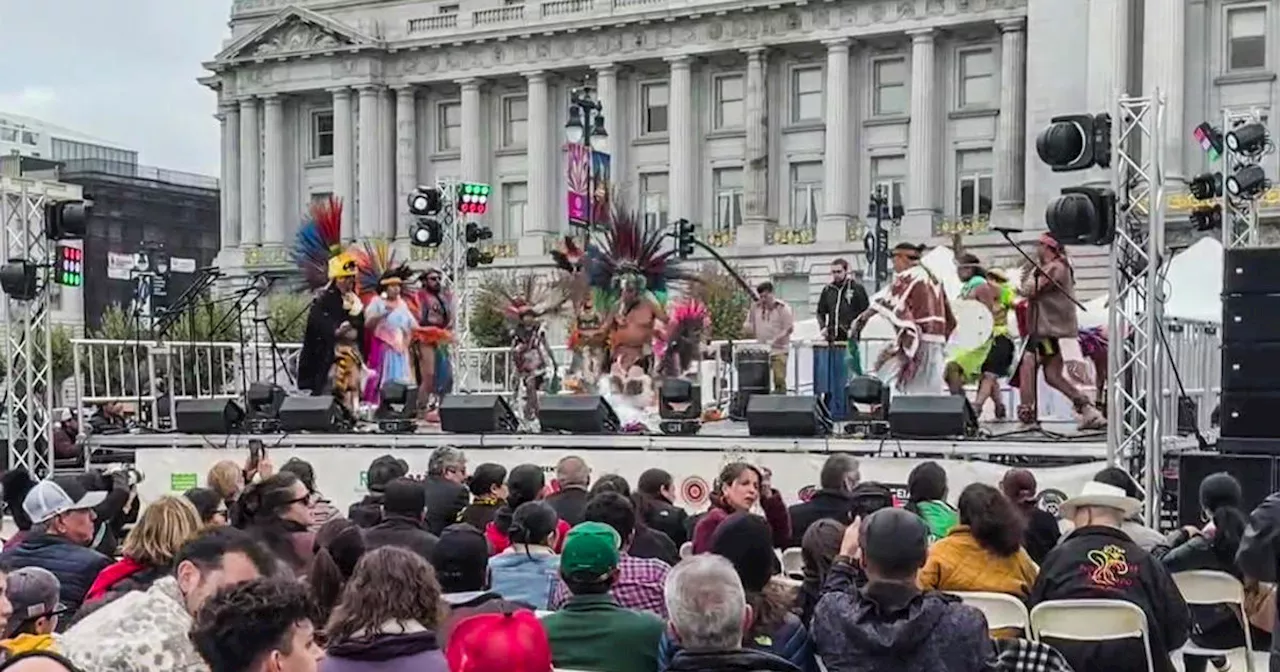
[278,396,344,432]
[439,394,518,433]
[1222,342,1280,392]
[174,399,244,434]
[1219,390,1280,439]
[1224,246,1280,295]
[888,395,976,438]
[746,394,830,437]
[538,395,619,434]
[1177,452,1275,527]
[1219,437,1280,456]
[1222,295,1280,343]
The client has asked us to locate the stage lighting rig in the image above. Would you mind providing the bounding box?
[409,186,446,248]
[1226,122,1270,155]
[1044,186,1116,245]
[44,199,91,240]
[457,182,490,215]
[1194,123,1224,161]
[1226,164,1271,200]
[675,219,695,259]
[408,186,443,216]
[54,244,83,287]
[1035,113,1112,172]
[375,382,418,433]
[1187,172,1223,201]
[0,259,38,301]
[1190,205,1222,232]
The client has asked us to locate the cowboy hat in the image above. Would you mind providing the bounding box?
[1059,481,1141,519]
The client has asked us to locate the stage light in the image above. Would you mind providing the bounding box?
[465,222,493,244]
[659,379,701,420]
[1044,186,1116,245]
[1035,113,1112,172]
[0,259,37,301]
[1194,123,1224,161]
[675,219,695,259]
[408,186,443,216]
[1187,172,1222,201]
[54,244,83,287]
[1226,122,1269,155]
[466,247,495,268]
[44,200,91,240]
[411,219,442,248]
[376,382,419,433]
[1226,164,1270,199]
[1190,205,1222,232]
[457,182,490,215]
[245,382,286,432]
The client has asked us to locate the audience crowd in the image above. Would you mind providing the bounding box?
[0,447,1274,672]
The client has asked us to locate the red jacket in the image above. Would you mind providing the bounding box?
[485,518,571,555]
[86,556,148,602]
[692,489,791,554]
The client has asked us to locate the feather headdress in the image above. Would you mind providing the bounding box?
[655,298,710,377]
[585,211,698,312]
[290,196,346,289]
[484,273,568,322]
[350,240,408,294]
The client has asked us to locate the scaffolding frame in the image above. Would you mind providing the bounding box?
[1106,93,1168,526]
[1221,108,1268,249]
[424,177,475,389]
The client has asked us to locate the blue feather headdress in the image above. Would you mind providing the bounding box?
[290,196,345,289]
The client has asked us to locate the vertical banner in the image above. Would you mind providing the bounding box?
[567,145,612,228]
[591,151,611,226]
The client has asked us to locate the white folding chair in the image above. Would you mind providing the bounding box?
[679,542,693,559]
[781,547,804,579]
[1029,599,1155,672]
[1173,570,1257,672]
[536,610,553,619]
[948,591,1030,632]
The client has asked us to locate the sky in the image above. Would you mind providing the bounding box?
[0,0,233,177]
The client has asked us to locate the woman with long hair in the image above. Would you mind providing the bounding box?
[310,519,367,638]
[635,468,689,547]
[903,461,957,542]
[919,484,1038,622]
[485,464,570,554]
[487,501,561,609]
[321,546,449,672]
[76,495,203,620]
[232,472,315,576]
[459,463,507,529]
[280,458,341,532]
[691,462,790,554]
[999,468,1060,563]
[797,518,845,627]
[1164,472,1270,672]
[661,512,817,672]
[182,488,229,527]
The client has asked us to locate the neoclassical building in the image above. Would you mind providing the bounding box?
[205,0,1280,314]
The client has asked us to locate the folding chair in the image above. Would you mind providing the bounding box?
[1029,599,1155,672]
[948,591,1031,632]
[679,542,693,559]
[536,610,553,619]
[781,547,804,579]
[1173,570,1257,672]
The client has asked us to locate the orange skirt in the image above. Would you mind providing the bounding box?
[415,326,453,347]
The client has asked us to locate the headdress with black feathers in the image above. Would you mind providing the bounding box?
[290,196,346,289]
[583,211,698,312]
[484,273,568,322]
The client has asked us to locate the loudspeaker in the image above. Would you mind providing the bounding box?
[1219,437,1280,456]
[174,399,244,434]
[538,395,619,434]
[1224,246,1280,295]
[746,395,830,437]
[888,395,976,438]
[278,396,344,432]
[438,394,518,433]
[1219,390,1280,439]
[1222,342,1280,392]
[1222,295,1280,343]
[1177,452,1276,526]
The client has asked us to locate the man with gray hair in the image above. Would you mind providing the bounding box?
[547,455,592,526]
[787,453,860,547]
[423,446,470,535]
[663,554,800,672]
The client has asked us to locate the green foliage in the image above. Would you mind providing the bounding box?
[265,293,310,343]
[690,263,750,341]
[469,272,516,349]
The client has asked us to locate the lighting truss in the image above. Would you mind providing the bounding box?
[1106,94,1167,525]
[422,177,476,390]
[1221,108,1269,248]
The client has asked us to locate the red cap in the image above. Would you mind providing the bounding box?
[447,609,552,672]
[1038,232,1063,251]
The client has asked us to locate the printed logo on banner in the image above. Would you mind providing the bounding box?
[798,486,816,502]
[681,476,709,505]
[169,473,197,491]
[1038,489,1068,519]
[886,484,908,507]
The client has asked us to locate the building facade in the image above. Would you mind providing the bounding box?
[0,112,138,167]
[205,0,1280,316]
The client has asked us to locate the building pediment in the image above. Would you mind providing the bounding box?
[212,6,378,65]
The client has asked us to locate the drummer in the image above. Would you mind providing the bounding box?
[742,281,794,393]
[944,253,1015,419]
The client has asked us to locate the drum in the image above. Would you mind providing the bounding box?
[949,298,995,354]
[813,343,852,421]
[735,348,771,393]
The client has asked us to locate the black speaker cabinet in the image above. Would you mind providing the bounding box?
[538,395,619,434]
[1222,295,1280,343]
[278,396,344,432]
[746,394,830,437]
[887,395,976,438]
[1219,437,1280,456]
[174,399,244,434]
[438,394,518,433]
[1224,246,1280,295]
[1177,452,1276,527]
[1222,342,1280,392]
[1219,390,1280,439]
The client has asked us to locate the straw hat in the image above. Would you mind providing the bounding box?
[1059,481,1141,519]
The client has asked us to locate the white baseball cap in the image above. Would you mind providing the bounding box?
[23,476,107,524]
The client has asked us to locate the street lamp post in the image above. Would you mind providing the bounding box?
[566,83,609,247]
[864,186,904,292]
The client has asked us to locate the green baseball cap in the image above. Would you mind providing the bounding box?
[560,521,621,580]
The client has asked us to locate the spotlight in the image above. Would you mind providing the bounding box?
[44,200,92,240]
[1226,122,1269,155]
[411,219,443,248]
[0,259,38,301]
[376,382,419,433]
[1190,205,1222,232]
[465,222,493,244]
[1187,172,1222,201]
[1194,122,1224,161]
[466,247,494,268]
[245,382,286,433]
[1226,164,1270,199]
[408,186,443,216]
[1035,113,1112,172]
[1044,186,1116,245]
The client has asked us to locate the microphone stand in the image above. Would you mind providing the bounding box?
[992,228,1086,311]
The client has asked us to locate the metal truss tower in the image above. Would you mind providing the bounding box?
[1220,108,1268,249]
[1106,94,1168,525]
[425,177,475,390]
[0,177,81,476]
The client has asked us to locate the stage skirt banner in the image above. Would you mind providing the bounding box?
[136,447,1104,516]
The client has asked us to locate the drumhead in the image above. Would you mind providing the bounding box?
[949,298,994,353]
[861,315,897,344]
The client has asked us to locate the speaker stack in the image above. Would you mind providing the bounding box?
[1220,246,1280,453]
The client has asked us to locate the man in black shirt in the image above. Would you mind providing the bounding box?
[816,258,870,343]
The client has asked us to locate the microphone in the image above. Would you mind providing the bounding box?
[991,226,1023,235]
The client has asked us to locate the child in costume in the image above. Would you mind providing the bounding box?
[353,242,418,403]
[482,275,565,421]
[330,320,370,418]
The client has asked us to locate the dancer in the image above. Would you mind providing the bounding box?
[944,253,1015,419]
[1014,233,1106,429]
[414,267,454,414]
[655,298,710,379]
[566,297,608,392]
[330,320,370,417]
[354,243,418,402]
[854,242,955,396]
[293,197,364,395]
[484,275,565,420]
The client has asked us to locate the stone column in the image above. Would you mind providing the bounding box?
[1086,0,1131,187]
[904,29,938,239]
[820,38,853,242]
[394,86,417,240]
[740,47,769,246]
[238,97,261,246]
[667,55,695,223]
[525,71,550,239]
[330,87,355,240]
[993,18,1027,225]
[356,85,382,239]
[218,101,241,248]
[262,94,286,245]
[1144,0,1185,179]
[459,79,484,183]
[593,63,620,211]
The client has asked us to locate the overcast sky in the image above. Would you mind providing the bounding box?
[0,0,232,177]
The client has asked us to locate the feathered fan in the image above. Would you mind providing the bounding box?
[290,196,345,289]
[655,298,710,377]
[584,210,698,313]
[485,273,569,321]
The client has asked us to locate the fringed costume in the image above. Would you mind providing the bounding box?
[330,321,369,415]
[862,244,956,396]
[483,275,566,420]
[945,256,1015,419]
[654,298,710,379]
[292,197,365,407]
[414,267,455,415]
[353,242,419,403]
[552,239,607,392]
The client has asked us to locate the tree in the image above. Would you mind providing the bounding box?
[689,263,751,341]
[469,272,517,349]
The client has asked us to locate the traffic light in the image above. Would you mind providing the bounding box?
[55,244,83,287]
[1187,172,1223,201]
[410,219,442,248]
[675,219,695,259]
[457,182,490,215]
[1035,113,1112,172]
[1044,186,1116,245]
[44,199,91,240]
[408,186,444,216]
